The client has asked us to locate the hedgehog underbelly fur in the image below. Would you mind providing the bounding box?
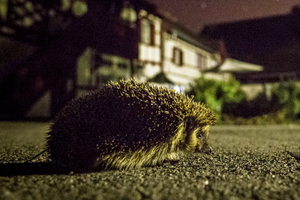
[47,79,216,170]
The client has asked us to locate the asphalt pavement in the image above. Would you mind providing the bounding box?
[0,122,300,200]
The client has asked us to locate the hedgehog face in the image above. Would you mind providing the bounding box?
[196,125,212,154]
[183,117,212,154]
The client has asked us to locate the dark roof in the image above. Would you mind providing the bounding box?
[157,10,217,53]
[200,13,300,76]
[131,0,157,13]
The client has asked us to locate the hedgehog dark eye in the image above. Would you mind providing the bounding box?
[196,131,202,138]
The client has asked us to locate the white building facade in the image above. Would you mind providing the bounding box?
[135,9,162,82]
[162,31,218,92]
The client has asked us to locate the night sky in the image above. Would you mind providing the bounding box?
[148,0,300,33]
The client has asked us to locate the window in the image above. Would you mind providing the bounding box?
[141,19,155,45]
[141,19,150,44]
[134,64,144,80]
[197,54,207,71]
[150,23,155,45]
[117,63,128,69]
[173,47,183,66]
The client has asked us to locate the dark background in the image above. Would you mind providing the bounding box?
[148,0,300,33]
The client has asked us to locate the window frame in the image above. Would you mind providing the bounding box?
[197,53,207,71]
[140,19,156,46]
[173,47,184,66]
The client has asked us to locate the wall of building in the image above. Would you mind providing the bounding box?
[136,10,162,82]
[76,48,132,97]
[23,7,222,118]
[241,82,281,101]
[162,32,218,92]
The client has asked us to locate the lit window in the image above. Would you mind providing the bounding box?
[120,1,137,22]
[72,1,88,17]
[173,47,183,66]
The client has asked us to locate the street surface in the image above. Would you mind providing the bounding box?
[0,122,300,200]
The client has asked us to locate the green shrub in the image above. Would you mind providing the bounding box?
[221,110,288,125]
[190,77,300,124]
[223,80,300,124]
[271,81,300,119]
[188,76,246,117]
[222,93,276,118]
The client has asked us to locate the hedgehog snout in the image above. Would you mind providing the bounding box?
[196,142,213,154]
[202,146,213,154]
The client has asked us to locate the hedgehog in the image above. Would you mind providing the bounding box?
[47,79,216,170]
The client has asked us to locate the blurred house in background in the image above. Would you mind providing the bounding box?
[136,9,162,82]
[157,12,220,93]
[0,0,155,119]
[0,0,263,119]
[200,6,300,99]
[75,5,163,97]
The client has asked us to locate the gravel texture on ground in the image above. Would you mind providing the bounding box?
[0,122,300,200]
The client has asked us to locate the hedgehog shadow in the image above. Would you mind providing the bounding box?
[0,162,115,176]
[0,159,186,176]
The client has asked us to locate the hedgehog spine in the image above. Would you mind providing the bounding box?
[47,79,216,170]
